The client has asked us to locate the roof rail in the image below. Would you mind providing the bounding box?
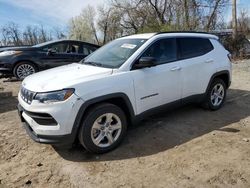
[155,31,212,35]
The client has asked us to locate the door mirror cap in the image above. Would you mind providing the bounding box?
[133,57,157,69]
[47,48,57,55]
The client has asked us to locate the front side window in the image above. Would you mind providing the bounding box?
[141,38,177,65]
[83,39,147,68]
[47,43,70,53]
[178,38,214,59]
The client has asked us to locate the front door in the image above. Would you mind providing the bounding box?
[131,38,182,114]
[40,42,76,68]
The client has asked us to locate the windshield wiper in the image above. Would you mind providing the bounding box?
[83,61,104,67]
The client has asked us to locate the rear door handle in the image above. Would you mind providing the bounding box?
[171,66,182,71]
[205,59,214,63]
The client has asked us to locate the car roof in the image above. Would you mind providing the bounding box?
[122,32,218,40]
[33,39,100,48]
[55,39,100,47]
[121,33,157,39]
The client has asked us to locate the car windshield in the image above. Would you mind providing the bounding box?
[82,38,147,68]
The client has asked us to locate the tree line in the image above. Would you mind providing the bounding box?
[69,0,231,45]
[0,22,66,46]
[1,0,249,47]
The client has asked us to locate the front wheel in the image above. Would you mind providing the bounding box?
[203,78,227,110]
[13,62,37,79]
[78,103,127,153]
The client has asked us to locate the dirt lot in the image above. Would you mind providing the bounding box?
[0,60,250,188]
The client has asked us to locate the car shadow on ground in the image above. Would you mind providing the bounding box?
[55,88,250,161]
[0,93,18,114]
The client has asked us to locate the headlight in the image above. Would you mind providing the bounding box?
[0,50,22,56]
[34,89,75,103]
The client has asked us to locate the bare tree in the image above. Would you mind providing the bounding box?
[53,27,66,39]
[1,22,22,46]
[238,9,250,35]
[23,25,37,45]
[0,22,64,46]
[97,5,123,44]
[68,5,99,44]
[1,1,233,47]
[111,0,151,34]
[148,0,168,24]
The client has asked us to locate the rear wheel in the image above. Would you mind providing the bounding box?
[203,78,227,110]
[78,103,127,153]
[13,62,37,79]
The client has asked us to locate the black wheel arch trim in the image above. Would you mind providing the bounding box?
[13,59,40,71]
[205,70,230,95]
[70,92,135,144]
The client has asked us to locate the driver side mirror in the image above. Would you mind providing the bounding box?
[133,57,157,69]
[47,48,57,56]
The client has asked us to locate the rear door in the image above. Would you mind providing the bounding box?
[177,37,215,98]
[69,42,99,62]
[69,42,86,62]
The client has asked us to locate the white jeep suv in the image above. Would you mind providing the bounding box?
[18,32,232,153]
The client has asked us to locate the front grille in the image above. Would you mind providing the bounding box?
[20,87,36,104]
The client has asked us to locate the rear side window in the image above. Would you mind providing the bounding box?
[45,43,70,53]
[70,43,80,53]
[178,38,214,59]
[82,45,98,56]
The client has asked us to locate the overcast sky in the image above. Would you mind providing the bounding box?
[0,0,249,31]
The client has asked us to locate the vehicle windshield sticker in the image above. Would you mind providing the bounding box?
[121,43,137,49]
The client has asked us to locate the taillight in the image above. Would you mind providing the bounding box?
[227,54,232,62]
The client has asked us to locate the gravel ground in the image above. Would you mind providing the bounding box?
[0,60,250,188]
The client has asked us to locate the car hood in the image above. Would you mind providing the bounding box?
[0,46,35,52]
[22,63,113,92]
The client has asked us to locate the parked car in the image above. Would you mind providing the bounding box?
[0,40,99,79]
[17,32,232,153]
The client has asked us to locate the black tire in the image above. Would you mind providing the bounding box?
[202,78,227,111]
[78,103,127,154]
[13,62,37,79]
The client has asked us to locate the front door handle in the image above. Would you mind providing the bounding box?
[205,59,214,63]
[171,66,182,71]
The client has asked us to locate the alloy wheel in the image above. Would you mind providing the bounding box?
[210,83,225,106]
[91,113,122,148]
[16,64,36,79]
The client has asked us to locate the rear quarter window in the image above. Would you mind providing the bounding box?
[178,37,214,59]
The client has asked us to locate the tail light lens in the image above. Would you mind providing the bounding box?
[227,54,233,62]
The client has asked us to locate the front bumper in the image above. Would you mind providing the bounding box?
[0,58,13,75]
[17,104,74,145]
[0,67,12,75]
[17,92,84,146]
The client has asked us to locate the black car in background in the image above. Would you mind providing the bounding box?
[0,40,99,79]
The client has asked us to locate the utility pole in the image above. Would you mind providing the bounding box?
[232,0,237,39]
